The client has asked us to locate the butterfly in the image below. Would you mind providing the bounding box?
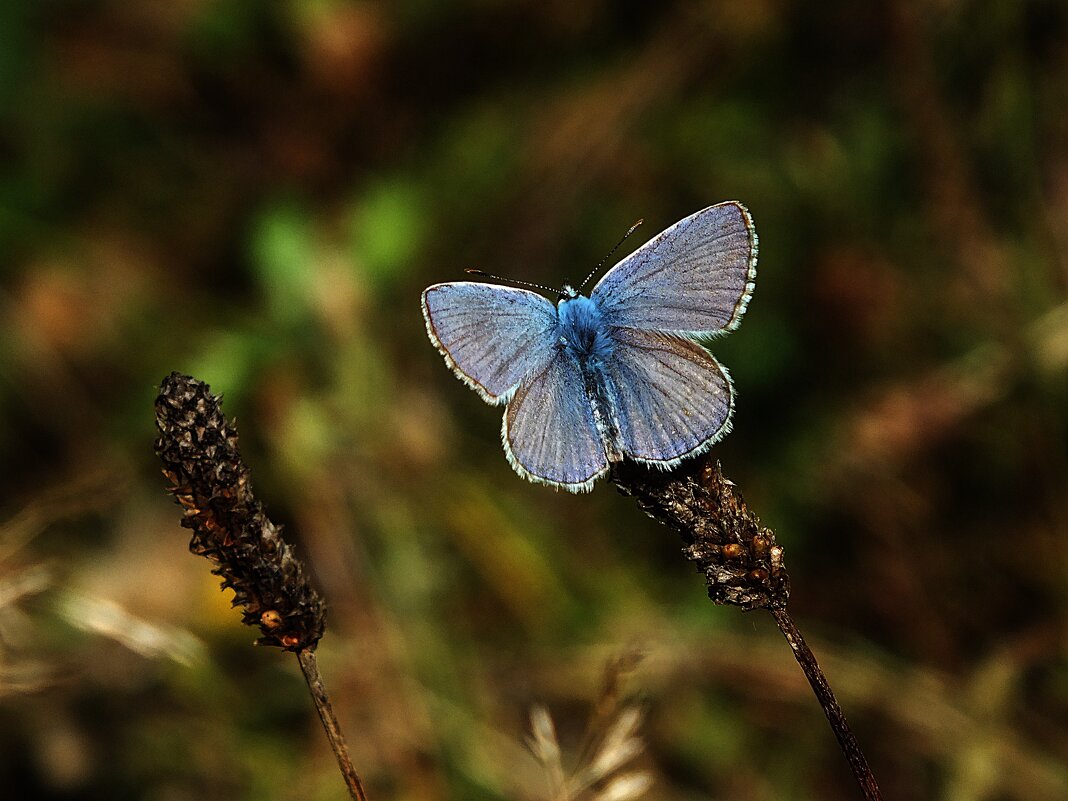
[421,201,758,492]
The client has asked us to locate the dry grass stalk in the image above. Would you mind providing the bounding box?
[528,652,652,801]
[154,372,368,801]
[612,457,883,801]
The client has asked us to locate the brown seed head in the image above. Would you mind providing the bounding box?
[611,457,789,610]
[154,372,327,651]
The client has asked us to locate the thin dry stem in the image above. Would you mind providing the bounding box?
[298,649,369,801]
[770,608,882,801]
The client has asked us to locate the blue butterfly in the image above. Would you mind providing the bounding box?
[421,201,758,492]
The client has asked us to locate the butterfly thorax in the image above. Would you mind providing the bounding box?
[557,294,613,363]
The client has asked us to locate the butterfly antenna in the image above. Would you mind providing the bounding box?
[577,218,644,292]
[464,269,561,295]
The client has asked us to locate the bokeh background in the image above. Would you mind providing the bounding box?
[1,1,1066,799]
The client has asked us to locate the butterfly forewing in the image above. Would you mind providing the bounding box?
[592,202,757,335]
[601,328,733,466]
[422,282,559,404]
[504,350,609,492]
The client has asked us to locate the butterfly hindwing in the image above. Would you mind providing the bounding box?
[422,282,558,404]
[503,349,608,492]
[600,327,733,466]
[592,202,757,336]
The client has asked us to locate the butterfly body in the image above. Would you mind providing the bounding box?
[553,288,627,463]
[422,202,758,492]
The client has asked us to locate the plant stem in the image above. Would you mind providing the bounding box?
[770,607,883,801]
[297,649,369,801]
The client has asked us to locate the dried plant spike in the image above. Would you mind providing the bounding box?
[611,458,789,611]
[611,455,882,801]
[154,372,326,652]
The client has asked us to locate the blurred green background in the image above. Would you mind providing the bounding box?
[1,1,1066,799]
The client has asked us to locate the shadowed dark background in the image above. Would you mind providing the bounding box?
[1,2,1066,800]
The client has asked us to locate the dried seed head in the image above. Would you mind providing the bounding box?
[611,457,789,610]
[154,372,326,651]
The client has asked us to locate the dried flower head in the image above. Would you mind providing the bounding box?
[154,372,326,651]
[611,457,789,610]
[610,460,883,798]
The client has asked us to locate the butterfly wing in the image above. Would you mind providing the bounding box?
[503,349,608,492]
[591,202,757,335]
[422,282,559,405]
[600,327,733,466]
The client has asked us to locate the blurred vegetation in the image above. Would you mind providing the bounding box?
[1,1,1067,800]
